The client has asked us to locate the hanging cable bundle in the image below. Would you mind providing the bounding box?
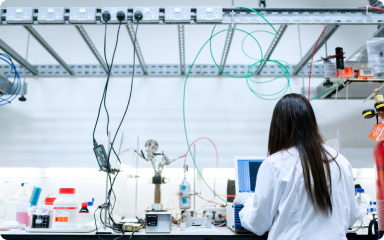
[0,53,21,106]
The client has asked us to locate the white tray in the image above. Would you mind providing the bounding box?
[25,226,96,233]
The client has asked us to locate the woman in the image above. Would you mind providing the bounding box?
[238,94,360,240]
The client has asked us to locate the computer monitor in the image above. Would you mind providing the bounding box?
[234,156,265,194]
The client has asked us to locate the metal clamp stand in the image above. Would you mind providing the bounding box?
[96,132,121,234]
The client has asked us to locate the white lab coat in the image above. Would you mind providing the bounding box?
[239,145,360,240]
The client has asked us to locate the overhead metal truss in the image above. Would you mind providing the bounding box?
[0,63,325,77]
[219,25,236,75]
[126,25,148,75]
[23,25,75,75]
[177,25,186,75]
[256,25,288,75]
[0,7,382,79]
[75,25,108,73]
[0,38,38,75]
[1,8,384,25]
[292,25,340,75]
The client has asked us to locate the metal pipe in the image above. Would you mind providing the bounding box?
[103,171,109,230]
[0,38,38,75]
[219,25,236,74]
[125,24,148,75]
[256,25,288,75]
[323,0,328,57]
[297,25,305,96]
[177,25,186,75]
[135,136,139,216]
[193,144,196,211]
[293,25,340,75]
[75,25,108,73]
[103,131,111,231]
[23,25,75,75]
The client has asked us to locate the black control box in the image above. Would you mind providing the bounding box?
[146,215,157,226]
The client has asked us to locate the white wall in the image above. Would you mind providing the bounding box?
[0,75,378,168]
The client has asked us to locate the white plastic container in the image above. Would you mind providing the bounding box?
[356,188,371,217]
[0,199,6,222]
[16,198,30,226]
[14,183,31,199]
[5,198,18,221]
[52,188,78,229]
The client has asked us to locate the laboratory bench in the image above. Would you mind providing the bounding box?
[0,226,370,240]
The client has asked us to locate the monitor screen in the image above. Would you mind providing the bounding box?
[237,160,263,193]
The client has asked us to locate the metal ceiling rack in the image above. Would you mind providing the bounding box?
[0,7,383,78]
[1,8,383,25]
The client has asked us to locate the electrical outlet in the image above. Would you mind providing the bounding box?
[38,7,65,23]
[6,7,34,23]
[69,7,96,23]
[164,7,191,22]
[101,7,127,23]
[133,7,159,22]
[196,6,222,22]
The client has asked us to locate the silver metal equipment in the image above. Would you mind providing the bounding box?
[145,212,172,233]
[137,139,184,204]
[182,212,213,228]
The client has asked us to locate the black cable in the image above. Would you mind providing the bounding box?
[129,225,143,240]
[102,20,141,234]
[103,22,121,140]
[94,206,107,240]
[103,21,110,71]
[93,20,123,164]
[108,20,140,163]
[93,16,141,240]
[114,230,125,240]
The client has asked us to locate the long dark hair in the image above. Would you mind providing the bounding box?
[268,93,338,215]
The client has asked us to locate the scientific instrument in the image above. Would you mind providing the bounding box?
[137,139,184,207]
[205,206,226,224]
[321,47,346,87]
[356,68,375,80]
[145,212,172,233]
[182,212,213,228]
[226,157,264,233]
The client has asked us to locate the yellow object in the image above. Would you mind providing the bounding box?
[375,94,384,103]
[376,103,384,109]
[363,111,373,117]
[122,223,141,232]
